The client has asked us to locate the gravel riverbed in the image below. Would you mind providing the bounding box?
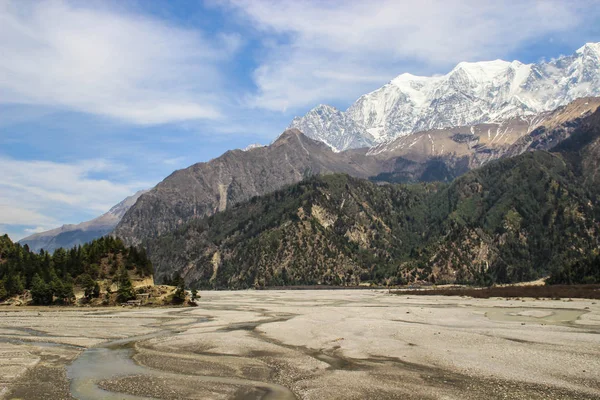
[0,290,599,399]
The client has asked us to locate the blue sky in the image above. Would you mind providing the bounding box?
[1,0,600,241]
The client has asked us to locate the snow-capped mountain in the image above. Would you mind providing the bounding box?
[290,42,600,151]
[289,104,375,150]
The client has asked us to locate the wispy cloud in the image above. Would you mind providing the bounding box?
[0,0,240,124]
[221,0,599,112]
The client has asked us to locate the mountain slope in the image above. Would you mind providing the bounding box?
[369,98,600,183]
[147,175,439,286]
[19,190,147,253]
[291,43,600,151]
[114,129,388,245]
[147,150,598,287]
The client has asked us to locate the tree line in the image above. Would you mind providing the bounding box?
[0,235,152,304]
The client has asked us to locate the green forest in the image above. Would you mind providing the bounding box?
[0,235,153,304]
[148,149,600,289]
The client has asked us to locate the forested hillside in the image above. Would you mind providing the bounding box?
[412,151,598,285]
[147,145,599,288]
[143,104,600,289]
[0,236,153,304]
[148,175,440,287]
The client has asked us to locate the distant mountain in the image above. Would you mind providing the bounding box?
[115,99,600,249]
[147,105,600,288]
[19,190,147,253]
[290,43,600,151]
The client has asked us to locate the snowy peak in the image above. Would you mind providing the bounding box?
[290,42,600,151]
[289,105,372,151]
[577,42,600,58]
[451,59,513,78]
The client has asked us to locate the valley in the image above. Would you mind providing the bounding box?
[4,6,600,400]
[1,290,599,399]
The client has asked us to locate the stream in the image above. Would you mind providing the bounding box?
[66,312,297,400]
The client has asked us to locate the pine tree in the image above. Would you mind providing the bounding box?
[0,280,7,300]
[79,274,97,299]
[173,279,186,304]
[30,274,52,305]
[93,281,101,298]
[116,268,135,302]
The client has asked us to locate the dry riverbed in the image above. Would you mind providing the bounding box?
[0,290,599,399]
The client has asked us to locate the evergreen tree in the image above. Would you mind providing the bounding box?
[172,279,186,304]
[116,268,135,302]
[6,273,24,297]
[30,274,52,305]
[79,274,97,299]
[0,280,7,300]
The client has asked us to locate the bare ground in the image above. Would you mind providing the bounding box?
[0,290,599,399]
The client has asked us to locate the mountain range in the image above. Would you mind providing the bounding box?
[291,43,600,151]
[146,105,600,287]
[22,97,600,257]
[114,97,600,250]
[16,42,600,288]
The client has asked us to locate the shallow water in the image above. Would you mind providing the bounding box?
[68,347,152,400]
[66,316,296,400]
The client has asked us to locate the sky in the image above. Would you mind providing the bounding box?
[1,0,600,241]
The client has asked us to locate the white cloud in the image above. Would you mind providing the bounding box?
[0,156,149,240]
[0,0,239,124]
[222,0,599,112]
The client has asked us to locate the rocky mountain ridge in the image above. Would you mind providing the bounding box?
[291,43,600,151]
[114,130,387,246]
[368,97,600,182]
